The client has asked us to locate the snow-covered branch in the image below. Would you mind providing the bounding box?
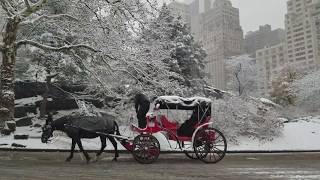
[19,0,47,18]
[20,14,78,25]
[0,0,15,16]
[24,0,31,9]
[16,40,99,53]
[0,42,4,51]
[105,0,121,4]
[80,1,110,36]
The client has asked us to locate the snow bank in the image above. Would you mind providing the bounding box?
[212,93,283,143]
[0,116,320,151]
[229,116,320,151]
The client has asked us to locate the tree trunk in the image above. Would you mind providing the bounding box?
[39,82,49,119]
[40,74,56,118]
[0,18,20,129]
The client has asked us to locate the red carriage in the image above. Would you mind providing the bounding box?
[120,96,227,164]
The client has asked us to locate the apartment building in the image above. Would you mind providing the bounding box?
[0,8,4,64]
[256,43,287,96]
[199,0,243,89]
[257,0,320,96]
[285,0,320,71]
[310,0,320,63]
[244,25,285,56]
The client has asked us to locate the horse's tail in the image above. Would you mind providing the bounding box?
[114,121,121,136]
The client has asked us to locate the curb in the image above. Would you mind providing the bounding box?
[1,148,320,154]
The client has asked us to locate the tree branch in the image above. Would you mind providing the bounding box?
[24,0,31,9]
[46,73,58,80]
[105,0,121,4]
[0,42,4,51]
[20,14,79,25]
[80,1,110,36]
[16,40,100,53]
[0,0,15,16]
[70,50,113,95]
[19,0,47,18]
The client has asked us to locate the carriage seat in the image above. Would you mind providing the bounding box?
[159,115,178,130]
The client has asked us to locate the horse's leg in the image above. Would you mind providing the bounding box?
[75,138,90,163]
[94,136,106,161]
[66,139,76,162]
[108,136,119,161]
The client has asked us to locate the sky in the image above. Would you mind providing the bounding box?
[163,0,288,34]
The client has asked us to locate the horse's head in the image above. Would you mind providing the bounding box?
[41,114,54,143]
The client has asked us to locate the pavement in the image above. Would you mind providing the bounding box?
[1,151,320,180]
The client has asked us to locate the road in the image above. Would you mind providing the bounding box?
[1,151,320,180]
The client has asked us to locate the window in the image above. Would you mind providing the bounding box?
[296,56,306,61]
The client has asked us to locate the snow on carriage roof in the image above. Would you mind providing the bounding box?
[154,96,212,110]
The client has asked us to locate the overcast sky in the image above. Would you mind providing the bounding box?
[164,0,288,34]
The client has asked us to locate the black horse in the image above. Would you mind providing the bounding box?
[41,114,120,163]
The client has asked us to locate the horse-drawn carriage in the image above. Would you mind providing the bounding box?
[41,96,227,164]
[122,96,227,164]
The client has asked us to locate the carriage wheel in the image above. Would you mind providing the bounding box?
[185,151,198,159]
[132,134,160,164]
[193,127,227,163]
[183,141,198,160]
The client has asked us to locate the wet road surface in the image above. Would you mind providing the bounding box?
[0,151,320,180]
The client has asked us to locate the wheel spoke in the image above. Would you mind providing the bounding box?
[132,134,160,164]
[194,127,227,163]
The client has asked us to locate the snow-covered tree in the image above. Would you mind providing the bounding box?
[211,91,283,143]
[0,0,93,128]
[293,68,320,114]
[270,64,301,106]
[225,54,258,96]
[79,2,185,98]
[142,4,207,86]
[0,0,171,130]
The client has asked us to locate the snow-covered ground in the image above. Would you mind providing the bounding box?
[1,116,320,152]
[228,116,320,151]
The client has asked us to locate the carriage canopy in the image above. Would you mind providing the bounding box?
[154,96,212,110]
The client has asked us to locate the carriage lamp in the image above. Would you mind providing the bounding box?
[154,103,160,110]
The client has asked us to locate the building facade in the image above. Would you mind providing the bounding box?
[168,0,243,89]
[199,0,243,89]
[256,43,287,96]
[257,0,320,96]
[244,25,285,56]
[310,0,320,64]
[0,8,4,64]
[285,0,320,71]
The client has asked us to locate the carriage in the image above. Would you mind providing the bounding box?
[41,95,227,164]
[120,96,227,164]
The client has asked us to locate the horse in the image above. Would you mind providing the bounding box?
[41,114,120,163]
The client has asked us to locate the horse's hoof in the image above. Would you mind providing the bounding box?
[86,158,91,164]
[65,158,71,162]
[92,156,99,162]
[112,158,117,162]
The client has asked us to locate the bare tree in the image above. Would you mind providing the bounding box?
[234,63,244,96]
[225,55,258,97]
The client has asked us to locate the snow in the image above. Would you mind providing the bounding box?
[1,116,320,151]
[259,98,281,108]
[228,116,320,151]
[15,96,42,105]
[155,96,212,108]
